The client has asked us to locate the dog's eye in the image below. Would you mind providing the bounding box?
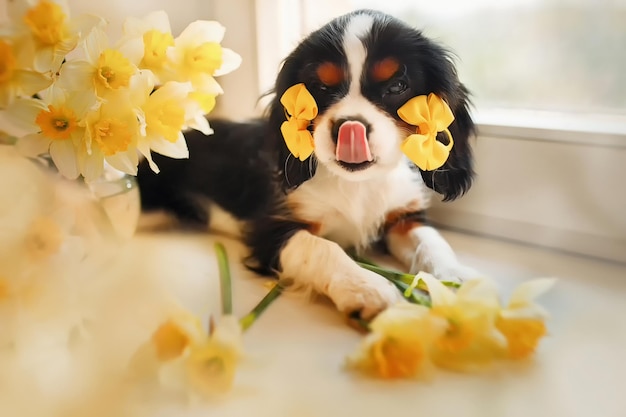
[386,80,407,95]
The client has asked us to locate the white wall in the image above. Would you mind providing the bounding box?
[430,135,626,263]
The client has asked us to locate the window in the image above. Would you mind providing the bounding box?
[351,0,626,119]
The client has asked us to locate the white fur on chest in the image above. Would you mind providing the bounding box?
[288,163,429,249]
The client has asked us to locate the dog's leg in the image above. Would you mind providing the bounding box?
[279,230,404,318]
[385,216,480,282]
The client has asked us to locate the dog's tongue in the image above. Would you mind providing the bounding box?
[335,121,372,164]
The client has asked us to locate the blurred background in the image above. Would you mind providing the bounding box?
[10,0,624,263]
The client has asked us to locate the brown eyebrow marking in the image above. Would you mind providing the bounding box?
[371,57,400,82]
[316,62,344,86]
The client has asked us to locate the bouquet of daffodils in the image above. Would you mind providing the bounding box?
[0,0,240,181]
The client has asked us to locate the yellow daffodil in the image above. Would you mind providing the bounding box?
[166,20,241,92]
[57,27,138,100]
[130,310,242,396]
[0,37,52,108]
[280,83,318,161]
[496,278,556,359]
[347,303,442,379]
[7,0,104,72]
[419,273,505,371]
[397,93,455,171]
[128,71,201,173]
[184,315,243,395]
[117,11,176,84]
[10,89,92,179]
[82,95,140,180]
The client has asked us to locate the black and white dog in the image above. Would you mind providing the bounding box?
[137,9,479,318]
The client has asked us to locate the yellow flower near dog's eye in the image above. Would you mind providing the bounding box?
[496,278,556,359]
[280,83,318,161]
[397,93,455,171]
[347,303,441,379]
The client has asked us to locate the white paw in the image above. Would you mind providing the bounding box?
[326,268,404,319]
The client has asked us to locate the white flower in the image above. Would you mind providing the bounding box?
[167,20,241,92]
[6,0,104,72]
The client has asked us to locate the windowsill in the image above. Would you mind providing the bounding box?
[473,108,626,149]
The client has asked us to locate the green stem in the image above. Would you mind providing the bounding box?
[215,242,232,315]
[240,283,284,331]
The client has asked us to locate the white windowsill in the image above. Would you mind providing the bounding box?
[473,108,626,149]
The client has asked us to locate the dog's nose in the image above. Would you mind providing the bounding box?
[332,117,374,164]
[331,117,371,143]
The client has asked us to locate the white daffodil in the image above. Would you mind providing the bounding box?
[130,310,243,397]
[128,71,193,172]
[81,93,140,180]
[166,20,241,93]
[57,26,138,101]
[496,278,556,359]
[0,36,52,108]
[419,273,506,371]
[117,10,176,84]
[6,0,104,73]
[10,88,93,179]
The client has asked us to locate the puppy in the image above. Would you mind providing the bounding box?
[137,9,478,318]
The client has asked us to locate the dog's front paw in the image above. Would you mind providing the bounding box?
[326,268,404,319]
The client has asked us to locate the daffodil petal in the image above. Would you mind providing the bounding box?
[189,73,224,95]
[83,27,109,63]
[149,134,189,159]
[5,98,47,134]
[185,113,212,135]
[418,272,457,306]
[57,60,95,91]
[123,10,171,36]
[50,139,79,179]
[455,278,500,310]
[105,150,139,176]
[16,133,51,157]
[14,70,54,97]
[79,147,105,181]
[176,21,225,47]
[212,315,243,350]
[137,141,159,173]
[508,278,557,309]
[117,37,145,66]
[213,48,242,77]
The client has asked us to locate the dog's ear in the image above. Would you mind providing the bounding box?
[266,56,318,192]
[419,83,475,201]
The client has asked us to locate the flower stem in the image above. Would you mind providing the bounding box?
[240,283,284,331]
[215,242,232,315]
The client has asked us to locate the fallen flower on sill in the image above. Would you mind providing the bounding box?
[130,309,243,397]
[346,302,443,379]
[346,271,556,378]
[496,277,556,360]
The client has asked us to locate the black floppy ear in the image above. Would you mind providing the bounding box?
[420,84,475,201]
[267,55,318,192]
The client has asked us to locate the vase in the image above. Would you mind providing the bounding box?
[87,167,141,240]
